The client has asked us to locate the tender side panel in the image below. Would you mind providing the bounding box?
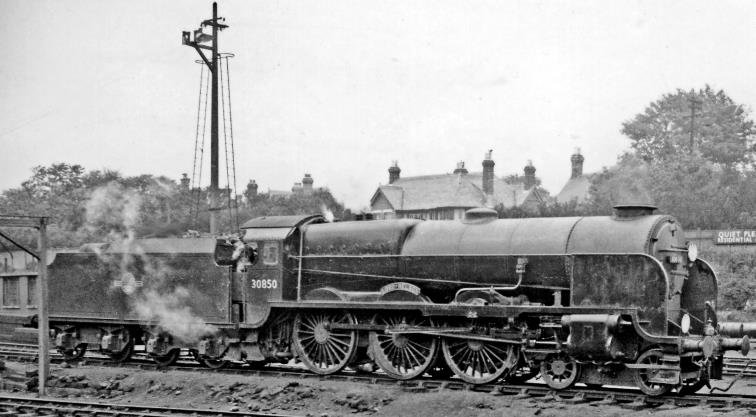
[49,251,230,324]
[570,254,669,337]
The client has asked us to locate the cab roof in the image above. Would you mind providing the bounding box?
[240,214,324,229]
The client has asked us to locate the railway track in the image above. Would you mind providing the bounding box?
[723,356,756,377]
[5,341,756,377]
[3,342,756,412]
[0,394,298,416]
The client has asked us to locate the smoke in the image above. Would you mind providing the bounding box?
[132,287,218,343]
[84,182,142,244]
[321,204,335,222]
[79,181,218,344]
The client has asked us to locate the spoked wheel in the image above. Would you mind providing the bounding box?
[541,353,580,390]
[369,314,438,380]
[151,348,180,367]
[105,331,134,363]
[632,349,672,396]
[190,350,228,369]
[61,343,87,362]
[441,338,518,384]
[293,311,357,375]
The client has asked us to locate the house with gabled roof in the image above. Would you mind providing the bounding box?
[369,151,548,220]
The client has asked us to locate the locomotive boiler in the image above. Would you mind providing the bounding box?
[48,205,751,396]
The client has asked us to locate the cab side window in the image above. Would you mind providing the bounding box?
[262,242,279,266]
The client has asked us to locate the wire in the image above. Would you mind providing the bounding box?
[194,68,211,228]
[219,55,233,233]
[225,56,240,230]
[190,65,205,225]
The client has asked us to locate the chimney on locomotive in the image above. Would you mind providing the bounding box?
[388,161,401,184]
[523,160,536,190]
[482,150,495,195]
[571,147,584,179]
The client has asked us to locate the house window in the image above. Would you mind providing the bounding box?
[2,277,20,307]
[27,276,37,306]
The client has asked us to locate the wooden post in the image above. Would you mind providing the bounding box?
[37,218,49,396]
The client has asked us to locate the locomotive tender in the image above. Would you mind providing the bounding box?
[50,205,750,395]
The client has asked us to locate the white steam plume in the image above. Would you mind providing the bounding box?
[132,287,218,343]
[321,204,334,222]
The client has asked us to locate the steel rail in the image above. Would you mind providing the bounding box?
[0,394,299,417]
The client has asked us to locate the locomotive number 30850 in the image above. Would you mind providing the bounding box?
[250,279,279,289]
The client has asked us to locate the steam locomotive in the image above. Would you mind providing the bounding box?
[49,205,751,396]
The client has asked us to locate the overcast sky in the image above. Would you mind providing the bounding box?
[1,0,755,210]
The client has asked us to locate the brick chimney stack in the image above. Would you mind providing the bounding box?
[247,179,258,198]
[571,148,584,179]
[524,160,536,190]
[453,161,468,175]
[180,173,190,189]
[388,161,401,184]
[482,150,495,195]
[302,173,314,195]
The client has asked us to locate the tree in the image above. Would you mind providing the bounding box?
[621,85,756,167]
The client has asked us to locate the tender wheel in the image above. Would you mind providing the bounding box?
[632,349,672,396]
[106,331,134,363]
[293,311,357,375]
[541,353,580,390]
[370,314,438,380]
[441,338,517,384]
[61,344,87,361]
[107,340,134,363]
[151,348,180,367]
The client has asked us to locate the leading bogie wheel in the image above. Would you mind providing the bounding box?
[441,338,517,384]
[540,353,580,390]
[632,349,672,396]
[293,311,358,375]
[369,314,438,380]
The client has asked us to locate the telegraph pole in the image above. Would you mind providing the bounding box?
[0,216,49,396]
[182,3,228,234]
